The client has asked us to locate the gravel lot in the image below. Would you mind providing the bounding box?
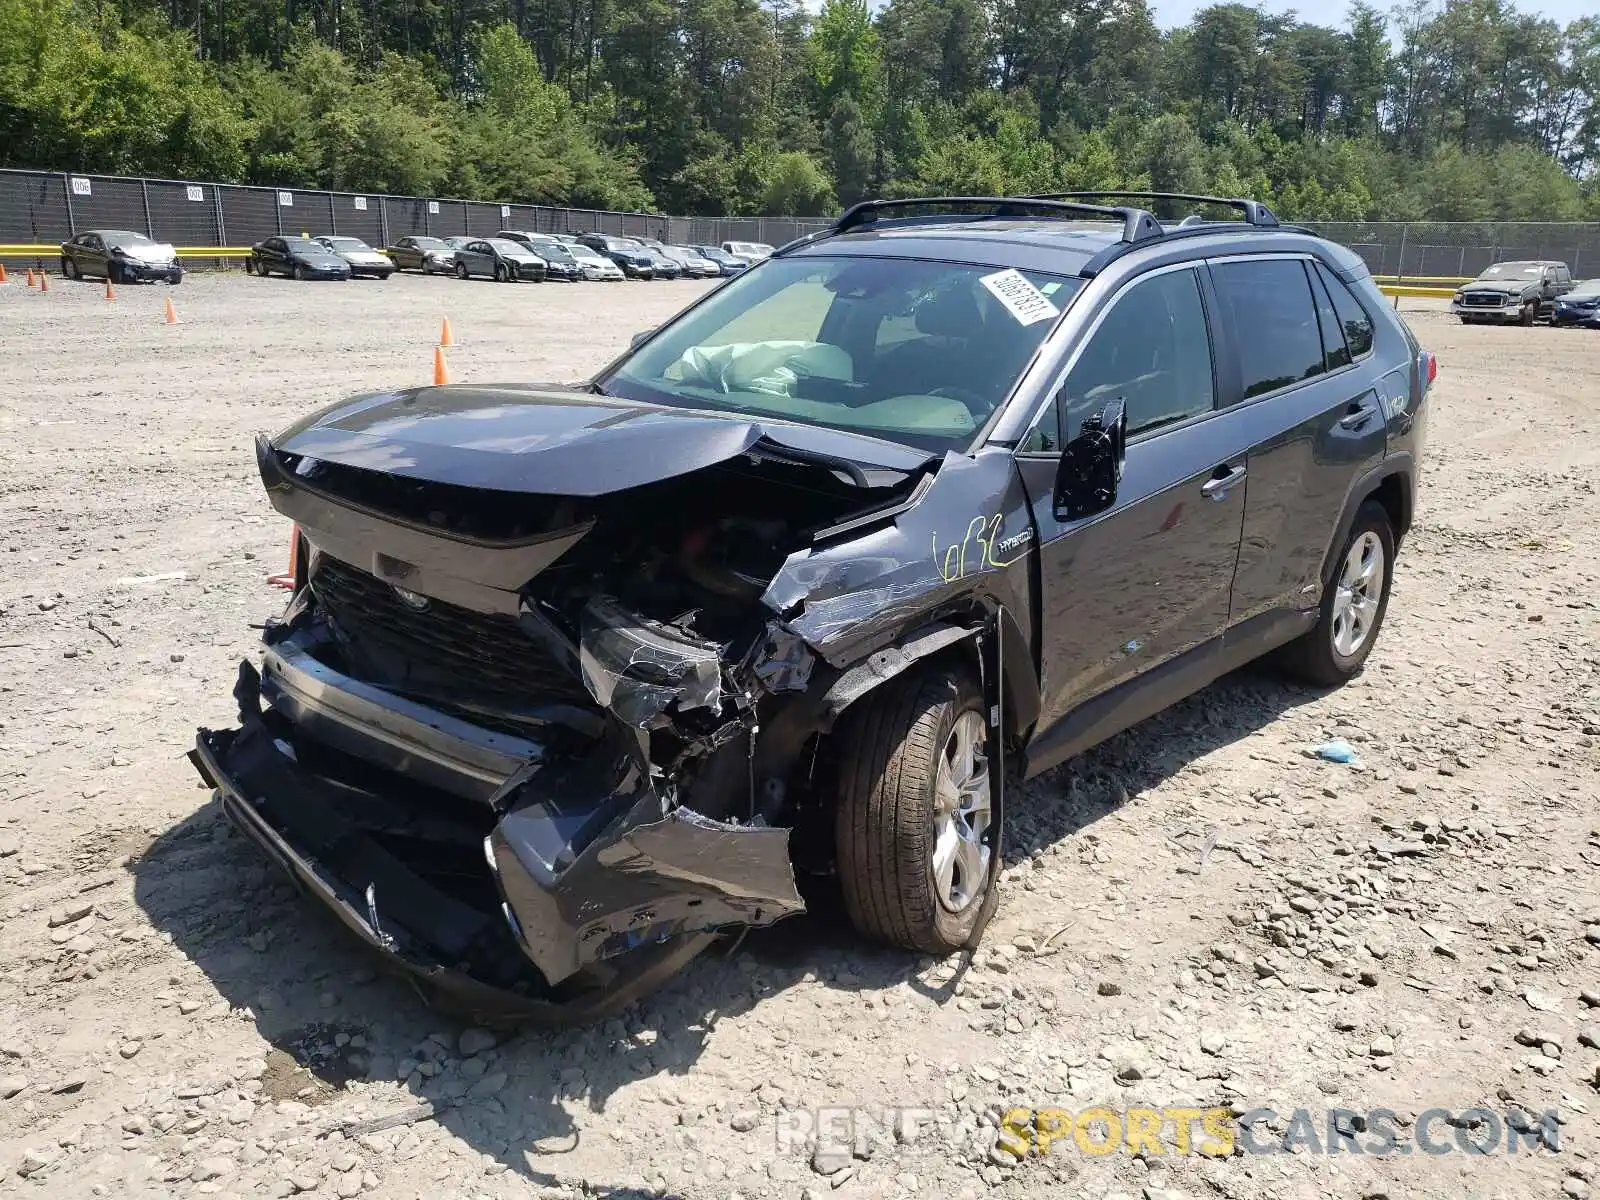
[1,270,1598,1200]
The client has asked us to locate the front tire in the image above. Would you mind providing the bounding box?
[293,264,307,281]
[455,262,470,280]
[835,664,999,955]
[495,263,509,282]
[62,256,78,280]
[1280,501,1396,686]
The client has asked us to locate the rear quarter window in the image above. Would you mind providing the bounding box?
[1314,262,1375,359]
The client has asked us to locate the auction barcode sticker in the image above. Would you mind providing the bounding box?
[979,268,1059,325]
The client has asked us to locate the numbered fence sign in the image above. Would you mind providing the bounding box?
[501,205,511,219]
[428,201,440,215]
[278,191,293,207]
[186,185,204,202]
[353,196,367,211]
[70,177,91,196]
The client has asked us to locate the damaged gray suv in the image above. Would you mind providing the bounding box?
[193,193,1434,1023]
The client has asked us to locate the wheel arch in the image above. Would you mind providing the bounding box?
[811,602,1040,756]
[1320,457,1414,590]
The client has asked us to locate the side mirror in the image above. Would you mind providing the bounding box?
[1053,399,1127,522]
[630,328,656,350]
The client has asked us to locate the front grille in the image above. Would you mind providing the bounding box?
[311,555,592,707]
[1461,292,1508,308]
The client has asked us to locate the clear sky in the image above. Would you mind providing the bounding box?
[1151,0,1593,28]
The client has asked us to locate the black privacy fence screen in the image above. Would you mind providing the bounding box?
[3,167,1596,280]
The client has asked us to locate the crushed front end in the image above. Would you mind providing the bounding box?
[193,404,935,1022]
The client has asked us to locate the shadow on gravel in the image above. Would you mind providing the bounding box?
[1012,663,1326,857]
[129,663,1315,1192]
[128,794,916,1194]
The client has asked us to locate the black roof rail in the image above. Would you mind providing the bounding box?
[1028,191,1280,228]
[831,196,1163,246]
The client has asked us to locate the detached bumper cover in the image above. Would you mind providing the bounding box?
[193,650,804,1021]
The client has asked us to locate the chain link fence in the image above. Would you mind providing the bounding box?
[1299,220,1600,280]
[3,168,1594,279]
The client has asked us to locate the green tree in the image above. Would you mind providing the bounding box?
[761,150,834,215]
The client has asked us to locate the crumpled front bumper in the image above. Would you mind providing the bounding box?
[192,627,805,1023]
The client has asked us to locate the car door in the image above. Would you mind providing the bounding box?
[1208,256,1388,633]
[82,234,105,276]
[264,239,286,274]
[1013,263,1247,763]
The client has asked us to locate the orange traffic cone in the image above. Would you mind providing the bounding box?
[0,263,8,284]
[104,277,116,301]
[163,297,179,325]
[25,267,36,287]
[433,346,450,386]
[439,317,454,347]
[267,525,301,589]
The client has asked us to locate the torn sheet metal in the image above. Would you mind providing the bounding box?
[760,450,1038,668]
[745,622,816,693]
[577,595,724,728]
[489,731,804,985]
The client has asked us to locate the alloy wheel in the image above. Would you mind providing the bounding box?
[931,711,991,914]
[1331,531,1385,657]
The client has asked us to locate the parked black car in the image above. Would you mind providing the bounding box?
[690,245,749,276]
[313,236,394,279]
[387,236,449,272]
[1451,260,1573,325]
[247,237,352,280]
[576,233,654,278]
[194,193,1432,1024]
[1552,278,1600,328]
[60,230,183,284]
[496,231,583,281]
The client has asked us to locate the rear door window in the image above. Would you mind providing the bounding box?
[1211,259,1327,400]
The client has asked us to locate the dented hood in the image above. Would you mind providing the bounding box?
[270,385,934,496]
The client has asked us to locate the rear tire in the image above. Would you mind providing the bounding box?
[62,256,79,280]
[1280,501,1396,687]
[834,664,1000,956]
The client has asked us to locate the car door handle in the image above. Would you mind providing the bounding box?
[1339,403,1379,430]
[1201,465,1246,499]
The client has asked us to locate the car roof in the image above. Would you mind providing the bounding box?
[787,220,1125,275]
[91,229,152,241]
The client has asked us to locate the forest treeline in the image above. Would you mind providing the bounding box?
[1,0,1596,219]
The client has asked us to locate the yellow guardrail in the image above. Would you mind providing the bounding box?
[1374,275,1470,286]
[1379,284,1459,299]
[1,244,389,259]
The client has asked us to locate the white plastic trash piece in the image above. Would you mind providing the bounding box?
[115,570,190,586]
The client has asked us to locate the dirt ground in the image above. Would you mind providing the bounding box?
[1,270,1597,1200]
